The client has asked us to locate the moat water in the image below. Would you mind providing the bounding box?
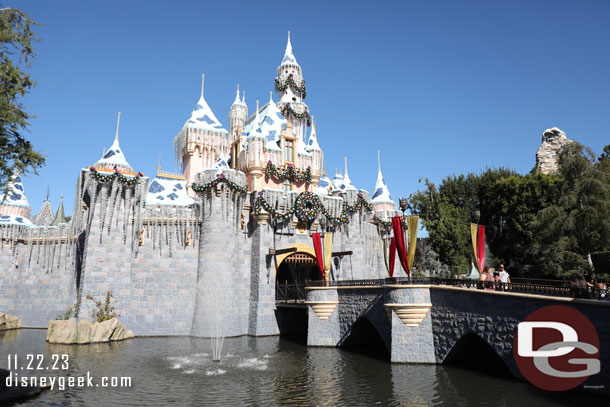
[0,329,603,406]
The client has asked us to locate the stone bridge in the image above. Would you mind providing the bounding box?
[304,281,610,395]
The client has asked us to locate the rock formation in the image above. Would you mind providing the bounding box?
[0,312,21,330]
[535,127,573,174]
[46,317,134,344]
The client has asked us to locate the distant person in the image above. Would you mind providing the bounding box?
[479,266,494,290]
[498,264,510,291]
[570,273,590,299]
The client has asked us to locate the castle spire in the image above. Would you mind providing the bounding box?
[201,74,205,99]
[281,30,298,66]
[306,115,321,151]
[342,157,356,191]
[232,84,241,105]
[94,113,133,172]
[114,111,121,143]
[371,150,393,203]
[51,196,67,226]
[242,90,246,105]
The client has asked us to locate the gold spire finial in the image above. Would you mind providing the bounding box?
[157,153,162,173]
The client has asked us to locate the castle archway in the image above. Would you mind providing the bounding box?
[276,251,323,285]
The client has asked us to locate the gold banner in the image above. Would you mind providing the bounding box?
[407,215,419,270]
[324,232,333,279]
[470,223,479,272]
[382,238,390,276]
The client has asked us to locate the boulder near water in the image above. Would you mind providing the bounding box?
[46,317,134,344]
[0,312,21,330]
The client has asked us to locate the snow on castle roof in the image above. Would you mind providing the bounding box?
[184,75,228,135]
[371,152,394,204]
[145,174,195,207]
[306,118,321,151]
[0,173,30,208]
[280,31,299,67]
[95,112,134,172]
[317,174,332,195]
[0,214,33,227]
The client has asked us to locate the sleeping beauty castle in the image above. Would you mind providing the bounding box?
[0,34,408,337]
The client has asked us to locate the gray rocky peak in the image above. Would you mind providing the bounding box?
[535,127,572,174]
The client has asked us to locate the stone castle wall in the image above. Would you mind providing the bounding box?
[0,170,387,337]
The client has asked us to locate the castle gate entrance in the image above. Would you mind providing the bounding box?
[275,251,323,303]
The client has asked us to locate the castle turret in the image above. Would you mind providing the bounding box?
[340,157,357,192]
[306,116,323,185]
[229,85,247,170]
[174,75,230,191]
[276,32,309,151]
[371,151,396,218]
[94,112,134,173]
[51,196,67,226]
[0,172,33,226]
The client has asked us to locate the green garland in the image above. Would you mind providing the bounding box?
[281,103,311,126]
[191,173,248,194]
[253,191,372,224]
[88,167,142,186]
[275,74,306,99]
[265,161,311,184]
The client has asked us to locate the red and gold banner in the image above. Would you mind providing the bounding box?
[470,223,485,272]
[312,233,325,279]
[391,215,410,275]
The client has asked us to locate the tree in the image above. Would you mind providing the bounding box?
[528,143,610,278]
[0,6,45,194]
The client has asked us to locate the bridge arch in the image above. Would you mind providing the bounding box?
[442,331,512,377]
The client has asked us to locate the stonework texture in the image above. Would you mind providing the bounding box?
[0,170,386,338]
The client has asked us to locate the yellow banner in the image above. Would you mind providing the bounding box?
[382,238,390,276]
[470,223,479,272]
[324,232,333,279]
[407,215,419,270]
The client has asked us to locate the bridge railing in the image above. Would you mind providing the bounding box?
[276,281,307,303]
[306,277,609,300]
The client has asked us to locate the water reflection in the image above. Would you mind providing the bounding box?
[0,330,605,406]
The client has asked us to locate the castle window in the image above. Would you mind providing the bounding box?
[284,140,294,163]
[283,179,292,192]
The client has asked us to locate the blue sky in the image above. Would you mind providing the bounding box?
[7,0,610,217]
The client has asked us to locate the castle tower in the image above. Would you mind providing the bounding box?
[229,85,247,170]
[51,196,67,226]
[0,172,33,225]
[33,188,54,226]
[306,116,323,184]
[276,32,310,165]
[371,151,396,218]
[174,75,230,190]
[340,157,357,192]
[94,112,134,173]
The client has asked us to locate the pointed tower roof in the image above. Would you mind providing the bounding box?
[34,199,55,226]
[184,74,228,134]
[95,112,134,172]
[306,116,321,151]
[258,92,285,151]
[317,174,332,195]
[51,196,67,226]
[341,157,357,191]
[371,151,393,204]
[333,169,344,190]
[232,84,245,107]
[0,172,30,208]
[245,100,264,138]
[280,31,299,67]
[214,153,230,170]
